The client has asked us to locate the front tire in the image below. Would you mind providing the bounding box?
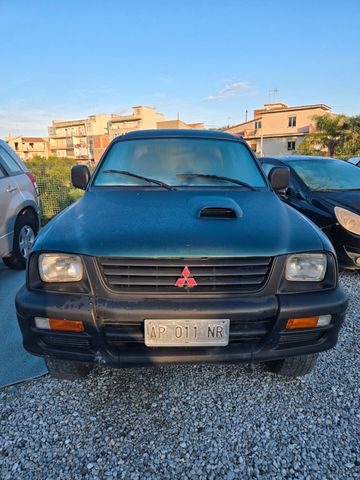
[45,358,94,380]
[2,214,37,270]
[263,353,319,377]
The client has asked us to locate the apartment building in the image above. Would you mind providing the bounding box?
[49,107,166,162]
[6,136,50,160]
[224,102,332,156]
[95,107,204,161]
[157,119,204,130]
[108,106,166,139]
[48,114,110,161]
[92,134,111,163]
[48,106,205,162]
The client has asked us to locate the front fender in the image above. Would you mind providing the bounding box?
[5,194,40,238]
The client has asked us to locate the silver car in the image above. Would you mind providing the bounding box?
[0,140,40,269]
[348,157,360,167]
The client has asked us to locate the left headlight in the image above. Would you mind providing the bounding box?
[39,254,83,282]
[285,253,327,282]
[334,206,360,236]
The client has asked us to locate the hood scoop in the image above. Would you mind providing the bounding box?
[199,207,237,219]
[188,195,243,220]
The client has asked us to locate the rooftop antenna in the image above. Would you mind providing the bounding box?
[268,88,279,103]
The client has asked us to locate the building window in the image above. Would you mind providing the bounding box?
[254,120,262,129]
[288,116,296,127]
[287,141,296,151]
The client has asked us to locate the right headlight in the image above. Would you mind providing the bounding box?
[39,253,83,282]
[334,207,360,236]
[285,253,327,282]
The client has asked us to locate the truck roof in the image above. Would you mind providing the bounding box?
[114,129,244,142]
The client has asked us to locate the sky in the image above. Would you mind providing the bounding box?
[1,0,360,137]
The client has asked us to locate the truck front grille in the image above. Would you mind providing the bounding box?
[98,257,272,294]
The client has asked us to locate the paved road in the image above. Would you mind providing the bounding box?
[0,260,46,387]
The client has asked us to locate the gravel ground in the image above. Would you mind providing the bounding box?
[1,272,359,480]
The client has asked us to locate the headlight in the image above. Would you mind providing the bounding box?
[334,207,360,235]
[39,254,83,282]
[285,253,327,282]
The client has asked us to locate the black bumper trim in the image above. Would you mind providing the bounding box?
[16,286,348,368]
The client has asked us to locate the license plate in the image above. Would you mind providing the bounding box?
[144,319,230,347]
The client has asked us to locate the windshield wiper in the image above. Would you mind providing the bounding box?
[102,170,174,191]
[314,188,360,192]
[313,188,341,192]
[176,173,257,190]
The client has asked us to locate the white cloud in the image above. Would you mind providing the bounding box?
[206,81,252,101]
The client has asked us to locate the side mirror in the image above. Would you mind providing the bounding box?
[71,165,90,190]
[268,166,290,192]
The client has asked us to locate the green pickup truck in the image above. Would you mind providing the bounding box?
[16,129,348,379]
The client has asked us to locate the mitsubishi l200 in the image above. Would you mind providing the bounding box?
[16,130,348,379]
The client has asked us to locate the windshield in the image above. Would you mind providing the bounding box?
[94,138,267,188]
[289,159,360,191]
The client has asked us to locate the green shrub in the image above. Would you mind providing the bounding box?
[26,156,84,223]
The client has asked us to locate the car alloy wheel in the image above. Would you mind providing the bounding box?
[19,225,35,259]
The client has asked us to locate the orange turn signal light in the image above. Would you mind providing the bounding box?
[35,317,85,332]
[286,316,319,330]
[49,319,84,332]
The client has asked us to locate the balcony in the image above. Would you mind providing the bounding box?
[49,129,87,138]
[54,147,74,152]
[49,133,67,139]
[242,129,257,137]
[72,130,87,137]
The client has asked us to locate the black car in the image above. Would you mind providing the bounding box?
[260,155,360,270]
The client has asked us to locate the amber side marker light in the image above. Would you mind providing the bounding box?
[34,317,84,332]
[286,315,331,330]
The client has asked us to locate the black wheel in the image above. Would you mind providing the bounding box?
[45,357,94,380]
[263,353,319,377]
[2,214,37,270]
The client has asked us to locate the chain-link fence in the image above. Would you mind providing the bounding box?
[35,174,83,225]
[26,157,85,224]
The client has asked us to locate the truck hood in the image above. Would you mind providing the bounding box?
[34,190,326,257]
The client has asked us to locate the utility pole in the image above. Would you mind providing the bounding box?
[261,88,279,156]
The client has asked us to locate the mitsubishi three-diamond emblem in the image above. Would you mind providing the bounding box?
[175,266,197,288]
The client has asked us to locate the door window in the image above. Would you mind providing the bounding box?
[0,147,22,175]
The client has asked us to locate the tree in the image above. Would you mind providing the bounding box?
[340,114,360,158]
[298,114,348,157]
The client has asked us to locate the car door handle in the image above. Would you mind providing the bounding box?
[6,185,17,193]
